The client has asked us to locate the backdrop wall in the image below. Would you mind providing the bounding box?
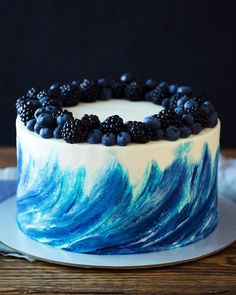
[0,0,235,146]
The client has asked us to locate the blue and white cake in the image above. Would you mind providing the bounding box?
[15,76,220,254]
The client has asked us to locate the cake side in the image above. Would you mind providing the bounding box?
[16,118,220,254]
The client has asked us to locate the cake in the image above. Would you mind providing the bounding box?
[15,74,220,254]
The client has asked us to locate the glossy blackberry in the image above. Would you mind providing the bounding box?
[192,109,208,127]
[61,119,87,143]
[145,87,164,105]
[110,80,124,98]
[79,79,99,102]
[26,87,37,99]
[16,96,28,114]
[126,121,152,143]
[42,97,62,108]
[60,84,79,107]
[191,91,206,105]
[19,100,40,124]
[156,109,181,129]
[101,115,125,134]
[124,81,146,101]
[37,90,48,100]
[56,109,73,118]
[81,114,100,130]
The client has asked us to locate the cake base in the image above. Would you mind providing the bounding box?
[0,195,235,269]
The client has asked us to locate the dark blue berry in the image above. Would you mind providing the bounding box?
[162,98,170,108]
[184,99,198,111]
[182,113,194,126]
[34,108,46,120]
[177,95,189,107]
[179,126,192,138]
[158,81,169,89]
[207,111,218,127]
[169,84,178,94]
[26,119,36,131]
[144,116,161,130]
[145,79,158,90]
[165,126,180,141]
[190,122,202,134]
[201,101,214,116]
[34,123,41,134]
[87,129,103,144]
[56,113,71,126]
[39,96,49,105]
[97,78,110,87]
[53,126,62,139]
[37,113,55,128]
[175,107,185,117]
[120,73,134,83]
[45,105,59,114]
[48,83,60,97]
[101,133,116,146]
[40,127,54,139]
[177,86,192,95]
[117,131,131,146]
[152,128,164,140]
[99,88,113,100]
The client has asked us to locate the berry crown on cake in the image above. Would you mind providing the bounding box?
[16,73,219,146]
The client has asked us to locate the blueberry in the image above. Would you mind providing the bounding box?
[184,99,198,110]
[37,113,55,127]
[26,119,36,131]
[34,123,41,134]
[175,107,185,117]
[190,122,202,134]
[201,101,214,116]
[40,127,54,139]
[161,98,170,108]
[169,84,178,94]
[87,129,103,144]
[145,79,158,90]
[165,126,180,141]
[158,81,169,90]
[207,111,218,128]
[99,88,113,100]
[97,78,110,87]
[48,83,60,96]
[152,128,164,140]
[177,95,189,107]
[45,105,59,114]
[120,73,134,83]
[179,126,192,138]
[182,113,194,126]
[101,133,116,146]
[56,113,71,126]
[177,86,193,95]
[144,116,161,130]
[39,96,49,105]
[31,100,41,108]
[34,108,47,120]
[53,126,62,139]
[117,131,131,146]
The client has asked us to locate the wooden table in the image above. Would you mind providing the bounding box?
[0,147,235,295]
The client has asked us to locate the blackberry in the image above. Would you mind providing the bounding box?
[101,115,125,134]
[192,108,208,127]
[126,121,152,143]
[26,87,37,99]
[81,114,100,130]
[145,87,165,105]
[56,109,73,118]
[79,79,99,102]
[16,96,28,114]
[19,100,40,124]
[61,119,87,143]
[191,91,206,105]
[42,97,62,108]
[156,109,181,129]
[110,80,124,98]
[124,81,146,101]
[60,84,79,107]
[37,90,48,100]
[168,93,182,110]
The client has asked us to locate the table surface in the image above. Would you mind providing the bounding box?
[0,147,235,295]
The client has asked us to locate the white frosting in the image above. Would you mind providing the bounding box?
[16,98,220,187]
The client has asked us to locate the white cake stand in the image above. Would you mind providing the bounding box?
[0,195,235,269]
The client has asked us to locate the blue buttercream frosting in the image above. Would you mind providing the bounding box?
[16,142,219,254]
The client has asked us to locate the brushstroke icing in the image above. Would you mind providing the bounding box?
[16,132,220,254]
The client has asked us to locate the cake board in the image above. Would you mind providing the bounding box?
[0,195,235,269]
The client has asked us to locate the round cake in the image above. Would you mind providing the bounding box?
[15,75,220,254]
